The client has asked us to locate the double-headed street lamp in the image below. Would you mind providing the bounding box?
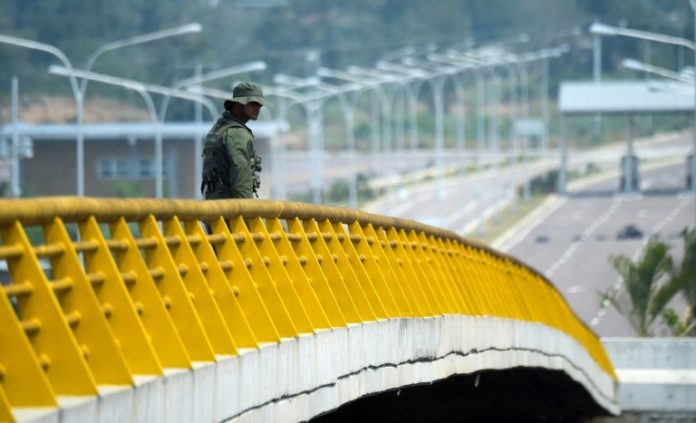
[621,58,694,84]
[384,59,459,202]
[0,23,202,197]
[0,34,82,197]
[590,22,696,51]
[83,23,202,83]
[50,65,216,198]
[319,66,421,206]
[273,74,366,205]
[590,20,696,202]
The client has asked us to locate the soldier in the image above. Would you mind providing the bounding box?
[201,81,268,199]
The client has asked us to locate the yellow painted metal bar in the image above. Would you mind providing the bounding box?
[162,216,237,356]
[360,223,420,317]
[209,217,280,343]
[43,218,133,385]
[316,219,386,320]
[0,196,618,418]
[383,227,440,316]
[262,217,334,330]
[0,385,13,423]
[373,225,430,317]
[410,230,459,314]
[476,249,507,317]
[304,218,378,321]
[290,218,362,323]
[462,245,495,316]
[1,221,97,396]
[282,218,350,326]
[245,216,315,334]
[109,217,192,368]
[0,287,56,407]
[337,222,401,318]
[183,219,258,349]
[440,238,481,315]
[78,217,162,375]
[429,235,465,314]
[139,215,216,361]
[227,216,302,338]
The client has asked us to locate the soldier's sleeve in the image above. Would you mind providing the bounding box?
[223,127,253,199]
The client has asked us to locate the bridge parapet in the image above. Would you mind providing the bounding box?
[0,197,618,421]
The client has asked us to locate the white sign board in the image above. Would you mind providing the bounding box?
[514,119,544,137]
[0,160,11,181]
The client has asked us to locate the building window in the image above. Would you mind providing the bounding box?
[96,157,170,180]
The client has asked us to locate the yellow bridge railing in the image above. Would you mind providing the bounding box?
[0,197,615,421]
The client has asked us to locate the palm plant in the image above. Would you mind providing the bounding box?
[603,239,681,337]
[665,228,696,336]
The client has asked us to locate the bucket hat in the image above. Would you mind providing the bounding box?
[224,81,270,110]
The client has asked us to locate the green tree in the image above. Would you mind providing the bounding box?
[663,228,696,336]
[603,239,681,337]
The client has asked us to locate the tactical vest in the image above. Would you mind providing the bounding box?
[201,122,262,199]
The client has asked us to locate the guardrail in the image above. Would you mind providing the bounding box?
[0,197,616,421]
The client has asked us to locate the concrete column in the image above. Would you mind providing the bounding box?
[193,62,204,199]
[10,76,21,198]
[624,113,636,193]
[308,100,323,204]
[558,114,568,195]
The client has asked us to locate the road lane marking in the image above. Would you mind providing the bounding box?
[493,196,567,252]
[544,199,623,278]
[568,285,587,294]
[590,194,694,328]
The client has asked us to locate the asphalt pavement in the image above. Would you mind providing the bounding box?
[358,131,693,337]
[502,163,694,337]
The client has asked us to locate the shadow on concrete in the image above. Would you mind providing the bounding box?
[311,367,611,423]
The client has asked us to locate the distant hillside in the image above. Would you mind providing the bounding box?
[0,0,692,105]
[0,96,149,124]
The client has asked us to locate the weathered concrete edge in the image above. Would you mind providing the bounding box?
[225,316,619,422]
[12,316,619,423]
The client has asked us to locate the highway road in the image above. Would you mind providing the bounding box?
[355,131,693,337]
[362,131,691,234]
[502,162,694,337]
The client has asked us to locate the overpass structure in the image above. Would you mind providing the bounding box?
[0,198,619,422]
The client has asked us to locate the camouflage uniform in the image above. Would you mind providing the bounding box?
[201,82,267,199]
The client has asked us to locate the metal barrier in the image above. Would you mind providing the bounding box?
[0,197,616,421]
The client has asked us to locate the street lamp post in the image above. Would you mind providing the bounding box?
[379,61,461,203]
[82,23,202,84]
[10,77,20,198]
[429,52,493,235]
[345,66,403,198]
[0,34,83,196]
[81,24,203,196]
[49,65,217,198]
[690,0,696,209]
[318,67,385,208]
[622,58,694,83]
[273,75,327,204]
[347,66,424,196]
[590,19,696,215]
[0,24,202,197]
[402,57,474,201]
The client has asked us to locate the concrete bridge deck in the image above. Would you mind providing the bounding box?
[0,197,618,422]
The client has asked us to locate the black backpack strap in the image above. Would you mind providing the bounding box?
[202,122,243,197]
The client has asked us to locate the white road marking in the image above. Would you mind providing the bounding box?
[544,199,623,278]
[568,285,587,294]
[495,196,568,252]
[590,195,694,327]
